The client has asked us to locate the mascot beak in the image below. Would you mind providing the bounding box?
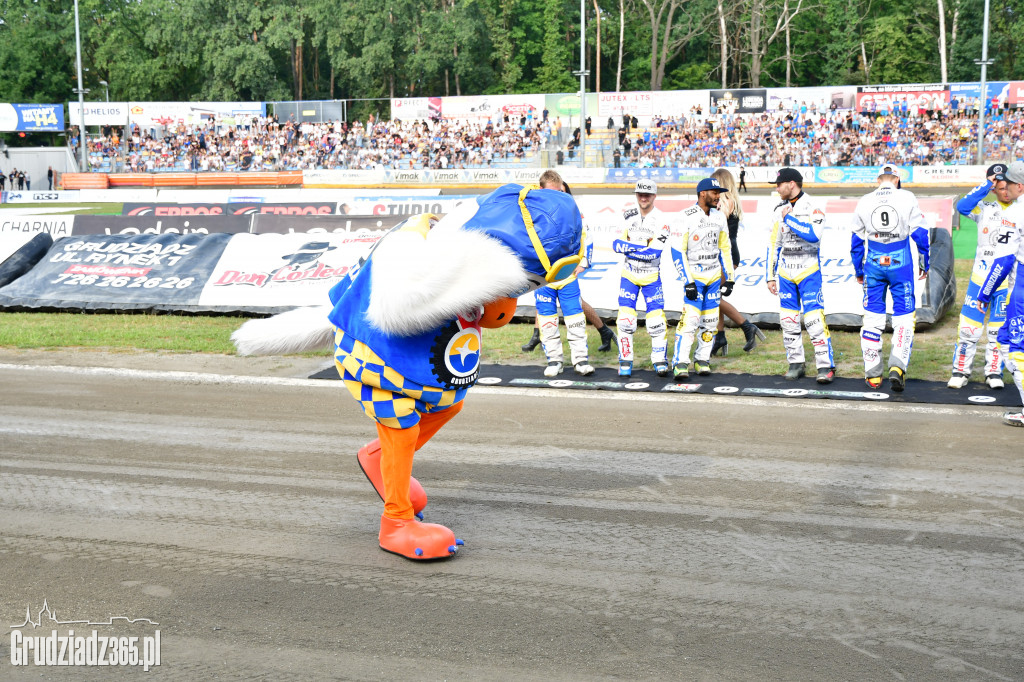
[478,297,518,328]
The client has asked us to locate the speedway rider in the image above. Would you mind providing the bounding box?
[948,163,1015,390]
[533,172,595,378]
[850,164,931,392]
[765,167,836,383]
[671,176,734,379]
[974,160,1024,427]
[614,179,671,377]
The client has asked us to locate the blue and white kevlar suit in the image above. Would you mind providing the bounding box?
[671,204,733,368]
[850,181,931,377]
[535,229,594,367]
[951,181,1012,378]
[976,199,1024,408]
[766,192,835,370]
[614,204,671,366]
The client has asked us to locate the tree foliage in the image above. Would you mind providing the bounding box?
[0,0,1019,109]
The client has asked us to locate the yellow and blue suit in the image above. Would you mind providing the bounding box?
[767,192,834,370]
[977,199,1024,413]
[613,204,671,369]
[535,229,593,368]
[951,180,1012,379]
[671,204,733,368]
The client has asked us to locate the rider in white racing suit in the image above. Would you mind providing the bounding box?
[850,165,930,392]
[535,228,595,377]
[975,161,1024,427]
[614,179,671,377]
[766,168,835,383]
[670,177,734,379]
[948,165,1014,389]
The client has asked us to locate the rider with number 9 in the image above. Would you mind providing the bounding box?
[850,164,931,392]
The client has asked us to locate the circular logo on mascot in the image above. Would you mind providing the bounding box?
[430,317,482,388]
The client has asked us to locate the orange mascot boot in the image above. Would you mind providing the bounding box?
[357,440,428,518]
[373,404,464,560]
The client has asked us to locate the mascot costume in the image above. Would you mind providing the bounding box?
[232,184,583,560]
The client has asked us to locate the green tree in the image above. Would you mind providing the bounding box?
[534,0,576,92]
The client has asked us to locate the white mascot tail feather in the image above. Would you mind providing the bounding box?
[231,304,335,356]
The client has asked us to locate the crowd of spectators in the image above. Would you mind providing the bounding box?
[617,103,1024,169]
[73,98,1024,173]
[76,113,556,173]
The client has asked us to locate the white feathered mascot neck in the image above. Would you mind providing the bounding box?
[364,210,529,337]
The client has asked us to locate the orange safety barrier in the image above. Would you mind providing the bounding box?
[195,173,238,186]
[152,173,197,187]
[62,170,306,189]
[61,173,109,189]
[108,173,154,187]
[277,170,304,186]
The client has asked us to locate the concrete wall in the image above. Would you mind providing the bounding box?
[0,147,75,191]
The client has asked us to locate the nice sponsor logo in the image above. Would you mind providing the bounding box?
[9,600,161,671]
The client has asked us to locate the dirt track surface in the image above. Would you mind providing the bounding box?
[0,352,1021,680]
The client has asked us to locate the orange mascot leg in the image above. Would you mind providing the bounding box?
[373,403,464,560]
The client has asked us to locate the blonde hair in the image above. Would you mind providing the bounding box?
[711,168,742,219]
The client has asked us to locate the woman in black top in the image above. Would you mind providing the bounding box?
[710,168,766,355]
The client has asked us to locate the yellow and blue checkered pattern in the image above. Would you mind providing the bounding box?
[333,327,466,429]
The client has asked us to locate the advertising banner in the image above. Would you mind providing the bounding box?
[650,90,709,117]
[0,233,232,310]
[1,190,81,203]
[227,202,338,216]
[855,84,949,113]
[72,215,252,236]
[195,232,377,310]
[815,166,913,184]
[710,89,768,114]
[68,102,131,127]
[765,86,855,113]
[949,82,1010,106]
[739,166,814,184]
[1006,82,1024,108]
[0,215,76,237]
[128,101,266,129]
[0,103,65,132]
[303,169,387,186]
[605,167,675,184]
[123,203,232,216]
[439,94,546,121]
[249,215,405,235]
[341,195,475,217]
[598,92,654,118]
[912,165,986,185]
[390,97,442,120]
[543,93,600,122]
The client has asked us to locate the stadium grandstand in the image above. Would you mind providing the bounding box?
[73,101,1024,174]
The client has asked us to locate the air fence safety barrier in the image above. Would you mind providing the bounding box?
[0,191,957,327]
